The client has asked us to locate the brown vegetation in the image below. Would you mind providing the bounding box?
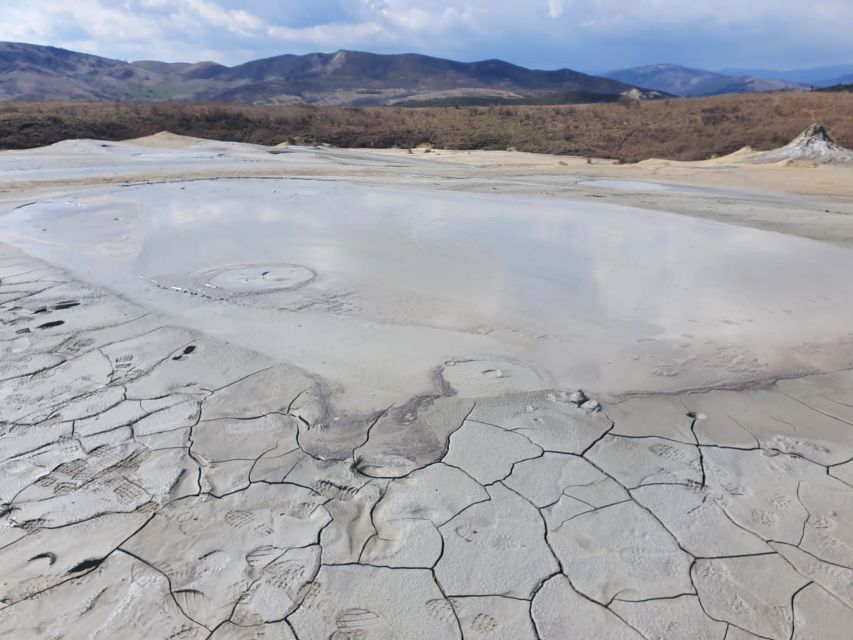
[2,92,852,162]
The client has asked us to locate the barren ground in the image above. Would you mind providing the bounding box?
[2,134,853,639]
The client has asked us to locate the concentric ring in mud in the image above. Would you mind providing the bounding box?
[437,356,552,397]
[192,263,316,296]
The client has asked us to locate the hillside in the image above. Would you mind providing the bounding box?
[3,92,852,163]
[0,42,662,106]
[605,64,803,97]
[0,42,163,101]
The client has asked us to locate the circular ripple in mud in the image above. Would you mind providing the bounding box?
[439,357,551,397]
[194,263,315,296]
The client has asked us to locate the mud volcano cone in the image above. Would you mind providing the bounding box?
[750,123,853,164]
[787,123,840,153]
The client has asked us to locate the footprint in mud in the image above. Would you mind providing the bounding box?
[56,458,89,478]
[157,559,197,585]
[751,510,779,527]
[769,495,794,510]
[20,518,48,533]
[812,514,836,529]
[313,479,359,501]
[108,478,148,504]
[225,510,272,535]
[245,545,283,568]
[296,581,323,609]
[173,589,210,614]
[114,354,134,369]
[336,608,383,631]
[471,613,499,633]
[171,345,197,361]
[281,500,320,519]
[266,559,309,589]
[51,482,77,496]
[137,501,159,513]
[426,598,458,623]
[36,320,64,330]
[34,476,57,489]
[64,337,95,354]
[649,443,690,462]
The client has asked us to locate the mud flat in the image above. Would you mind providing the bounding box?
[2,135,853,639]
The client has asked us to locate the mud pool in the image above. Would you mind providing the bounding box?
[4,177,853,402]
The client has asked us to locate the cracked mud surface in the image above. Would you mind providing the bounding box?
[3,137,853,639]
[3,248,853,639]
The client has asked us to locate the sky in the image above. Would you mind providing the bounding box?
[1,0,852,73]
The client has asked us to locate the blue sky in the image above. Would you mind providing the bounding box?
[1,0,852,72]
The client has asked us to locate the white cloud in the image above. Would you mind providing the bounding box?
[266,21,386,48]
[181,0,263,35]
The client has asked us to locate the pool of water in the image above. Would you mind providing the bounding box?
[5,178,853,400]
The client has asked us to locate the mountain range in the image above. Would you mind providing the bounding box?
[604,64,805,97]
[606,63,853,97]
[719,65,853,87]
[2,42,851,105]
[0,42,663,106]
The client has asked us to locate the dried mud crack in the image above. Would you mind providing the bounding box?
[2,245,853,639]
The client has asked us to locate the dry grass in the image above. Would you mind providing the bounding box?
[2,92,853,162]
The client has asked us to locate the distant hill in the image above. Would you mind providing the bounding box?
[720,65,853,88]
[824,74,853,88]
[604,64,804,97]
[0,42,665,106]
[818,84,853,93]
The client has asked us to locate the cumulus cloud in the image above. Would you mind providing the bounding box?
[0,0,850,70]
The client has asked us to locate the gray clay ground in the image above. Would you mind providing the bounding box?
[3,247,853,640]
[3,138,853,639]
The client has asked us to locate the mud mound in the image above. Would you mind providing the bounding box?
[125,131,207,149]
[749,123,853,164]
